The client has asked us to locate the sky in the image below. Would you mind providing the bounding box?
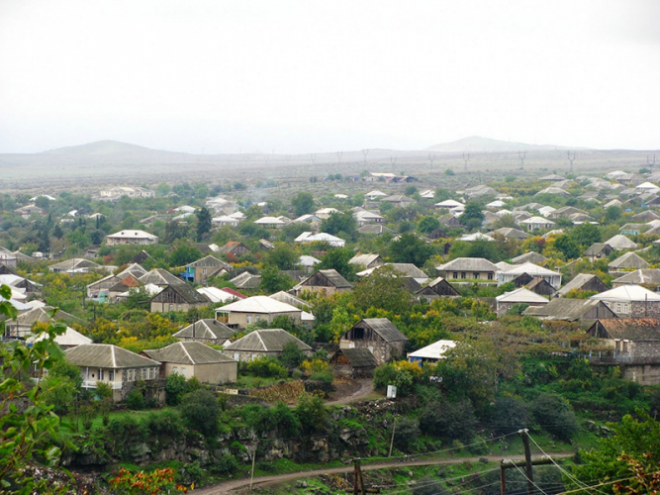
[0,0,659,154]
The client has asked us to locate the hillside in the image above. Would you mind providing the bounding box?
[426,135,579,153]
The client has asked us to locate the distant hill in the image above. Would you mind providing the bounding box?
[426,136,580,153]
[43,140,165,156]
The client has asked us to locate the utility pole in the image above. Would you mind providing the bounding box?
[388,417,397,457]
[566,151,576,174]
[346,458,380,494]
[463,152,470,173]
[518,151,526,170]
[249,442,258,491]
[498,429,555,495]
[521,429,534,495]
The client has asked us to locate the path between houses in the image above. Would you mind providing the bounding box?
[195,452,574,494]
[325,378,375,406]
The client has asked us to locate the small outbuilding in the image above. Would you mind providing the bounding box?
[339,318,408,364]
[329,348,378,378]
[224,328,312,362]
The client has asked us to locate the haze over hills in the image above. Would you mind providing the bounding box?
[426,136,583,153]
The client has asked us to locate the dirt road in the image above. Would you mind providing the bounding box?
[325,379,375,406]
[196,452,573,494]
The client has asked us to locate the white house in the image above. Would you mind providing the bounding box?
[106,230,158,246]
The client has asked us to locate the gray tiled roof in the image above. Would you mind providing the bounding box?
[523,298,610,320]
[437,257,499,272]
[173,319,235,340]
[139,268,185,286]
[66,344,159,368]
[360,318,408,342]
[224,329,312,352]
[143,341,236,365]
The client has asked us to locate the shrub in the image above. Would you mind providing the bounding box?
[280,342,305,369]
[393,417,420,452]
[210,454,238,475]
[531,393,579,441]
[294,393,327,434]
[179,389,221,436]
[420,399,477,442]
[246,357,288,379]
[490,397,530,435]
[309,371,334,384]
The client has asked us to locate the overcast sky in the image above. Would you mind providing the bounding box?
[1,0,658,154]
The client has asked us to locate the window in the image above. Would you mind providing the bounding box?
[181,367,187,375]
[461,272,466,279]
[473,272,479,279]
[108,370,115,381]
[173,366,178,374]
[453,272,458,279]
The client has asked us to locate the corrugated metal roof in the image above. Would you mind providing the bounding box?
[496,288,549,304]
[359,318,408,342]
[510,252,546,264]
[143,341,236,364]
[556,274,607,296]
[335,348,378,367]
[524,298,610,320]
[613,269,660,285]
[407,339,457,360]
[591,285,660,302]
[608,252,649,269]
[139,268,185,286]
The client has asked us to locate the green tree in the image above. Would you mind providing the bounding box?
[419,399,477,442]
[267,242,299,270]
[317,247,356,280]
[417,216,440,234]
[291,192,315,217]
[280,341,305,369]
[352,265,412,314]
[179,389,221,436]
[531,393,579,441]
[605,205,622,222]
[294,393,327,434]
[170,243,202,266]
[569,223,601,248]
[195,207,212,241]
[553,234,580,260]
[321,212,356,238]
[260,265,294,293]
[388,233,435,266]
[0,288,73,493]
[459,202,484,226]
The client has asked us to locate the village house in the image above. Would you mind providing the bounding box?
[65,344,161,402]
[143,342,238,385]
[224,328,312,362]
[498,262,562,289]
[49,258,104,274]
[520,216,556,231]
[510,252,547,265]
[3,306,82,341]
[416,277,461,299]
[590,285,660,318]
[556,273,609,297]
[181,255,232,284]
[229,271,262,290]
[612,269,660,290]
[295,232,346,247]
[407,339,457,366]
[583,243,616,262]
[608,252,649,273]
[526,278,557,297]
[329,348,378,378]
[149,284,209,313]
[291,269,353,296]
[215,296,303,329]
[216,241,251,257]
[587,319,660,385]
[436,257,499,282]
[172,318,235,346]
[495,288,549,316]
[339,318,408,364]
[524,298,617,323]
[105,229,158,246]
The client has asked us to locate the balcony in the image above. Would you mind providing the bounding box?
[82,380,122,390]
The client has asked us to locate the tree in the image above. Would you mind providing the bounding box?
[352,265,412,314]
[170,243,202,266]
[321,212,356,238]
[291,191,315,217]
[267,242,299,270]
[280,341,305,369]
[605,205,622,222]
[459,202,484,226]
[179,389,221,436]
[569,223,601,248]
[260,265,294,293]
[0,287,73,493]
[294,393,327,434]
[419,399,477,442]
[417,216,440,234]
[195,207,212,241]
[552,234,580,260]
[531,393,579,441]
[388,233,435,266]
[570,412,660,494]
[317,247,356,280]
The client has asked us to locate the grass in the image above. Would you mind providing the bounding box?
[235,373,286,389]
[58,406,176,439]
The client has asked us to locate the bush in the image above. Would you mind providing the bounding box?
[393,417,420,452]
[309,371,334,384]
[179,389,221,436]
[126,388,146,410]
[280,342,305,369]
[420,399,477,442]
[373,362,418,397]
[165,374,201,406]
[294,393,327,434]
[246,357,288,379]
[490,397,530,435]
[210,454,239,475]
[531,393,579,441]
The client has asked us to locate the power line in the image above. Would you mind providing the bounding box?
[510,462,550,495]
[526,433,608,495]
